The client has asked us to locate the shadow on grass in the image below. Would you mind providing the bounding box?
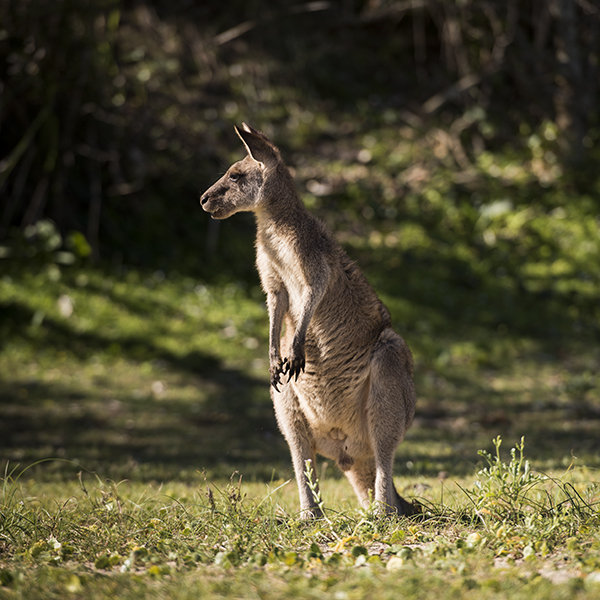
[359,241,600,345]
[0,298,219,370]
[404,353,600,478]
[0,374,290,483]
[0,297,289,482]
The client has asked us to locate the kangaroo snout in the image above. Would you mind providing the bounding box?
[200,191,213,209]
[200,190,222,217]
[199,189,234,220]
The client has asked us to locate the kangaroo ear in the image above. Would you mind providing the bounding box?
[235,123,279,167]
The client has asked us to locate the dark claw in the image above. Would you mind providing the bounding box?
[271,358,289,391]
[286,356,306,382]
[271,373,281,391]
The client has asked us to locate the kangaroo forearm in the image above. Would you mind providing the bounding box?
[293,270,329,349]
[268,288,289,359]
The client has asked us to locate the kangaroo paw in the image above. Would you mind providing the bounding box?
[286,355,305,382]
[270,357,289,391]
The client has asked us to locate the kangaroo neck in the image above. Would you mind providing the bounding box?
[254,173,308,242]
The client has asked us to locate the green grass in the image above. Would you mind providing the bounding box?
[0,267,279,482]
[1,246,599,597]
[1,445,599,599]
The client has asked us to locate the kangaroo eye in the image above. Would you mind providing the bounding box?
[229,172,242,183]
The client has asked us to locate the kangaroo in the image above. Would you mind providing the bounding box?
[200,123,417,517]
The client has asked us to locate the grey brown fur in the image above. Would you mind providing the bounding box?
[201,123,417,517]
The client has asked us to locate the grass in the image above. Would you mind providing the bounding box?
[1,444,599,599]
[1,229,599,597]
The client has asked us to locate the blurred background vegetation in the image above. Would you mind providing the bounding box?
[2,0,599,274]
[1,0,599,481]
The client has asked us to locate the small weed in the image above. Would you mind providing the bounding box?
[466,435,546,522]
[458,436,600,557]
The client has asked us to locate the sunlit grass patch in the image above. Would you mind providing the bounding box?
[1,438,599,600]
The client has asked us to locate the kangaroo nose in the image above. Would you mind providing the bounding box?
[200,193,209,206]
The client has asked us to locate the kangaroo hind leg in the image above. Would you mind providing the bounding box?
[366,330,416,515]
[344,458,376,508]
[271,384,322,519]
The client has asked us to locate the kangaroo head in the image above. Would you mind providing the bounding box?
[200,123,281,219]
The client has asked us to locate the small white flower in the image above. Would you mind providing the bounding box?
[48,536,62,551]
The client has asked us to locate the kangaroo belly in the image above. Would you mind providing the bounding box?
[292,354,373,464]
[294,346,370,419]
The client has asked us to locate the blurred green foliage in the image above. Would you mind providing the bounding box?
[1,0,598,278]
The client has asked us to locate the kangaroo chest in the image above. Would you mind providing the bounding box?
[256,233,309,321]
